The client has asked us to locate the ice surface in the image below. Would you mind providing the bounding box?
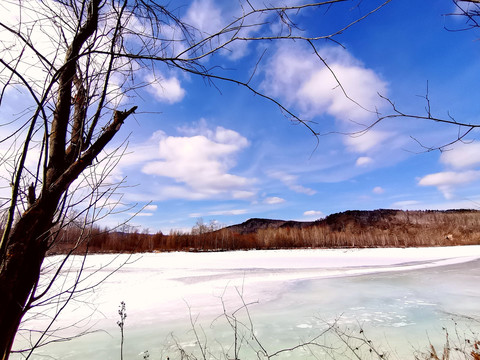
[12,246,480,359]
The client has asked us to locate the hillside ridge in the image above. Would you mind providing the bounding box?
[224,209,480,235]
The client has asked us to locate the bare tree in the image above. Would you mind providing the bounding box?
[361,0,480,152]
[191,218,219,235]
[149,291,391,360]
[0,0,391,358]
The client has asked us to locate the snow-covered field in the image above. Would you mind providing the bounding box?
[13,246,480,359]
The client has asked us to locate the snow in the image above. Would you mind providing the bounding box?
[38,246,480,324]
[14,246,480,359]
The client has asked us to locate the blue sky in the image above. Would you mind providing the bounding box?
[3,0,480,234]
[108,0,480,233]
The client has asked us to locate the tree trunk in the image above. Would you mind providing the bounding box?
[0,197,58,360]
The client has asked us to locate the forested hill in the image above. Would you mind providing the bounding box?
[49,209,480,254]
[224,217,319,234]
[225,209,480,235]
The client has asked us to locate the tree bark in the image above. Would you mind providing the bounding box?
[46,0,100,187]
[0,196,59,360]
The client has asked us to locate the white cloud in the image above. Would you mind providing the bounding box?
[268,170,316,195]
[418,171,480,187]
[129,212,154,217]
[183,0,223,36]
[356,156,373,167]
[189,209,247,217]
[418,170,480,199]
[440,142,480,169]
[372,186,385,194]
[0,0,143,109]
[182,0,251,60]
[264,197,285,205]
[119,131,166,167]
[289,185,316,195]
[412,141,480,200]
[209,209,248,216]
[298,63,385,122]
[141,125,255,200]
[177,119,249,148]
[0,0,71,89]
[346,130,393,153]
[146,74,185,104]
[232,190,256,199]
[392,200,421,208]
[261,43,401,162]
[143,205,158,212]
[303,210,324,219]
[263,44,387,123]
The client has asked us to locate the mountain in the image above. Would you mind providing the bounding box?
[224,218,319,234]
[223,209,480,235]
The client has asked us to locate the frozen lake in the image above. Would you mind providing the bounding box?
[12,246,480,359]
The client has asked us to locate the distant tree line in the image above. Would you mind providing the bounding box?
[46,210,480,254]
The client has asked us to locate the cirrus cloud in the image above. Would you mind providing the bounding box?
[268,170,316,195]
